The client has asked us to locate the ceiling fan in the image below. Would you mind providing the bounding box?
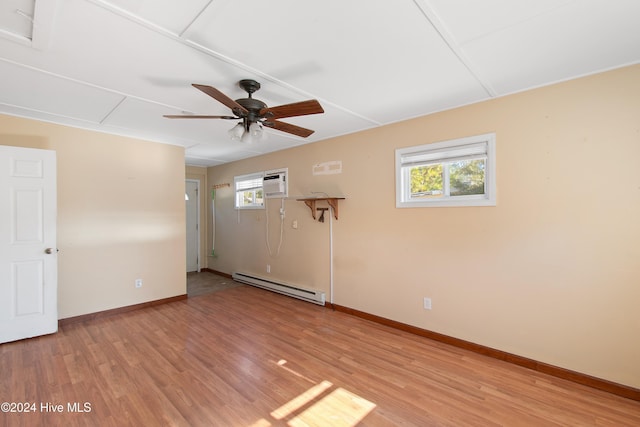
[164,79,324,140]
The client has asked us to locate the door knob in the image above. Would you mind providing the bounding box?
[45,248,59,254]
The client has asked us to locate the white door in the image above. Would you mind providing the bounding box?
[185,179,199,272]
[0,145,57,343]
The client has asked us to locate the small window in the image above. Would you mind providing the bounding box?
[396,133,496,208]
[234,172,264,209]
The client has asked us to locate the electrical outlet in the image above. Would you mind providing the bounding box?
[423,297,432,310]
[266,264,271,273]
[292,220,298,229]
[135,279,143,288]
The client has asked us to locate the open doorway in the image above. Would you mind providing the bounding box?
[185,179,200,273]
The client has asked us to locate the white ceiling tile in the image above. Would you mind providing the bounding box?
[3,0,239,109]
[103,96,227,145]
[426,0,574,44]
[0,0,638,166]
[185,156,224,167]
[186,143,262,163]
[0,0,35,40]
[458,0,640,94]
[101,94,370,157]
[98,0,212,35]
[0,59,125,121]
[183,0,490,123]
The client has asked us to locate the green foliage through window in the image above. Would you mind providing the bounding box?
[396,133,496,207]
[410,164,443,197]
[450,159,485,196]
[234,172,264,209]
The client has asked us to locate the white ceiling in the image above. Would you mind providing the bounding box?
[0,0,638,167]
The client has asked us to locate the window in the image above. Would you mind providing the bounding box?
[396,133,496,207]
[234,172,264,209]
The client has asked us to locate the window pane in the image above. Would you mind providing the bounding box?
[395,133,495,208]
[234,172,264,209]
[240,190,263,206]
[449,159,485,196]
[409,164,443,198]
[242,191,253,205]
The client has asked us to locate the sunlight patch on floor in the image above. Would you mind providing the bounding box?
[262,359,377,426]
[271,380,334,420]
[248,419,272,427]
[287,386,376,427]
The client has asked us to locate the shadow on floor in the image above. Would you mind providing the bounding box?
[187,271,243,297]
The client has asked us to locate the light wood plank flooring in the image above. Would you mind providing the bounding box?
[1,280,639,426]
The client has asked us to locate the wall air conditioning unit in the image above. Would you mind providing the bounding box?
[263,168,288,199]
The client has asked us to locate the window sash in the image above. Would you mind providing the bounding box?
[396,133,496,208]
[400,142,487,167]
[234,172,264,209]
[402,153,487,169]
[235,174,263,191]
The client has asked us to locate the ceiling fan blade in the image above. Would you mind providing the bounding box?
[263,120,315,138]
[163,115,238,119]
[260,99,324,119]
[192,84,249,115]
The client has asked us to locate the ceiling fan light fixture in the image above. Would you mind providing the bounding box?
[228,122,244,141]
[230,121,264,143]
[249,122,263,138]
[240,129,254,144]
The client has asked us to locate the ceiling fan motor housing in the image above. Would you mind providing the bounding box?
[235,98,267,128]
[235,79,268,126]
[164,78,323,138]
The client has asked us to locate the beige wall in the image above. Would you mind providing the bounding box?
[208,65,640,389]
[1,115,186,318]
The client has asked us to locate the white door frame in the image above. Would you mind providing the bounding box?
[185,179,200,273]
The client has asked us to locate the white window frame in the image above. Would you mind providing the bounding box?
[234,172,265,209]
[395,133,496,208]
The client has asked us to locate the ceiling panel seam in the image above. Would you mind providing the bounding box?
[0,102,192,148]
[85,0,381,127]
[413,0,497,97]
[179,42,382,127]
[0,100,103,124]
[0,0,56,48]
[13,8,34,38]
[31,0,58,49]
[99,95,127,124]
[0,56,192,112]
[0,27,31,46]
[178,0,213,37]
[86,0,178,38]
[85,0,318,92]
[459,1,575,45]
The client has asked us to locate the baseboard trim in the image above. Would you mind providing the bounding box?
[330,303,640,402]
[58,294,187,327]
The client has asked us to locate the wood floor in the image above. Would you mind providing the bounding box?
[2,277,640,426]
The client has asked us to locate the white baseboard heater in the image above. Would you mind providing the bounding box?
[232,272,326,306]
